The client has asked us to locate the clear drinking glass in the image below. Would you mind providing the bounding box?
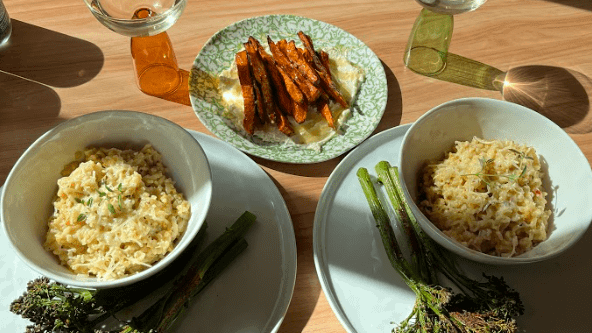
[83,0,190,105]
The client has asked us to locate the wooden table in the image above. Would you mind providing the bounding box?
[2,0,592,332]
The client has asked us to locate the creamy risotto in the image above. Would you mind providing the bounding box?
[418,137,551,257]
[44,145,191,280]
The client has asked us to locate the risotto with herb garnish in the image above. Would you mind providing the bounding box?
[44,144,191,280]
[418,137,551,257]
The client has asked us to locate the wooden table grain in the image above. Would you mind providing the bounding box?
[2,0,592,332]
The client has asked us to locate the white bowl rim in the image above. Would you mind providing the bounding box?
[398,97,592,265]
[1,110,213,287]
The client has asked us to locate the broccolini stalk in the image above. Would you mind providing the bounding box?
[134,211,256,332]
[357,168,461,329]
[356,168,415,281]
[10,211,256,333]
[386,163,523,319]
[357,162,523,333]
[374,161,436,285]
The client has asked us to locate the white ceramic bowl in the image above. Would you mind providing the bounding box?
[399,97,592,265]
[1,110,212,288]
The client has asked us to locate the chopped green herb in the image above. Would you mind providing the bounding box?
[75,198,83,204]
[105,184,113,192]
[108,203,116,214]
[118,183,123,192]
[118,194,123,209]
[519,164,528,177]
[463,150,532,188]
[97,190,106,197]
[87,197,93,207]
[77,214,87,222]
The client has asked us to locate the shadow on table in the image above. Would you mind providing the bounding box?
[376,60,404,132]
[0,72,63,185]
[0,20,105,184]
[502,65,592,134]
[409,50,592,134]
[542,0,592,11]
[0,19,104,87]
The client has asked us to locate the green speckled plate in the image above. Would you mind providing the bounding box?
[189,14,387,164]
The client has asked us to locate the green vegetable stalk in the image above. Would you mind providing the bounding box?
[10,211,256,333]
[357,162,523,333]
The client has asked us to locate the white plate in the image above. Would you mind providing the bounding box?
[189,14,388,164]
[313,124,592,332]
[0,130,297,333]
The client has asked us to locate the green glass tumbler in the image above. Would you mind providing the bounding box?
[404,8,505,91]
[403,8,453,76]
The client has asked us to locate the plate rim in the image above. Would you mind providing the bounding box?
[185,129,298,332]
[312,123,411,333]
[189,13,388,164]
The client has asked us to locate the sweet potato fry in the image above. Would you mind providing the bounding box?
[236,34,346,136]
[235,50,256,135]
[267,37,306,105]
[316,96,335,128]
[286,40,320,87]
[298,47,313,64]
[250,37,295,117]
[268,36,321,103]
[277,63,305,106]
[317,50,331,73]
[277,39,288,53]
[274,106,294,136]
[293,99,308,124]
[244,40,276,124]
[253,78,265,125]
[297,31,348,108]
[267,64,294,116]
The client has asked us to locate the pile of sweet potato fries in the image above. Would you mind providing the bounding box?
[235,31,348,136]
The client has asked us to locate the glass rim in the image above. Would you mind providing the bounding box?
[82,0,186,23]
